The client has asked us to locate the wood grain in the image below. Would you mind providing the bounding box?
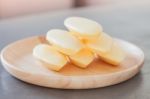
[0,36,144,89]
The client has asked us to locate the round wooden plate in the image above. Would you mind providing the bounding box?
[0,36,144,89]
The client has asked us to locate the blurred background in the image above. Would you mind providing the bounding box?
[0,0,149,19]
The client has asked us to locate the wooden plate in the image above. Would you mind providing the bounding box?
[0,36,144,89]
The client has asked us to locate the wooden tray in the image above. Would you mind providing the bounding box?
[0,36,144,89]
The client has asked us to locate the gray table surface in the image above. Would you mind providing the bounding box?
[0,3,150,99]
